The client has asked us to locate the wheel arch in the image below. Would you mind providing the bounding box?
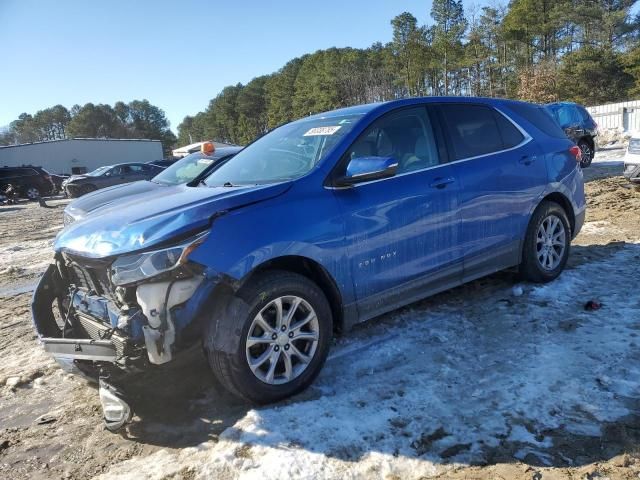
[238,255,346,333]
[538,192,575,235]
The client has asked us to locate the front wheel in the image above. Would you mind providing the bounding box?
[520,201,571,283]
[206,271,332,404]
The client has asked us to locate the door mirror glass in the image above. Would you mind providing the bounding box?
[337,156,398,186]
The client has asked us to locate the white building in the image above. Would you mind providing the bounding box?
[0,138,164,174]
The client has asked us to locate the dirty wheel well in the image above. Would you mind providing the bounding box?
[541,193,575,234]
[241,256,344,332]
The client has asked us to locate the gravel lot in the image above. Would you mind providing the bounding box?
[1,148,640,479]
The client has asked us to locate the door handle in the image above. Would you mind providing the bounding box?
[519,155,535,166]
[429,177,455,189]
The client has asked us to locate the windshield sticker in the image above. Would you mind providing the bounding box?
[197,159,214,165]
[303,126,342,136]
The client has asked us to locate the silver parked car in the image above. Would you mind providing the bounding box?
[62,163,163,198]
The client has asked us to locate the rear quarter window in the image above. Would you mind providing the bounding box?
[494,112,525,148]
[508,103,567,139]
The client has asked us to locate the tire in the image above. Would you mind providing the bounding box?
[578,139,593,168]
[520,201,571,283]
[24,186,40,200]
[206,270,333,404]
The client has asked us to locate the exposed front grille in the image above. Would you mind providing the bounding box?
[67,261,117,303]
[75,312,130,359]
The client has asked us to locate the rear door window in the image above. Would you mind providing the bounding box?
[439,104,505,160]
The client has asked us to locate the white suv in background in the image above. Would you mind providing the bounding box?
[623,136,640,184]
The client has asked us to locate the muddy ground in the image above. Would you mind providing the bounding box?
[1,150,640,479]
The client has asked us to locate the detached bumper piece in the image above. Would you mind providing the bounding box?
[43,337,117,362]
[99,379,132,431]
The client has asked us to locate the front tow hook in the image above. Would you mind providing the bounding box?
[98,378,133,431]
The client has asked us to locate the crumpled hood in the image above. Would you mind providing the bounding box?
[55,182,292,258]
[64,174,88,183]
[65,181,160,219]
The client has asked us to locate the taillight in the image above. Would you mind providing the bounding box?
[569,145,582,162]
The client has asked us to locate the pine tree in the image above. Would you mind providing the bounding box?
[431,0,467,95]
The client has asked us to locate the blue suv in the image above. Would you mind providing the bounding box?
[32,97,585,428]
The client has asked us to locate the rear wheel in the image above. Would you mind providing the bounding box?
[25,186,40,200]
[520,201,571,283]
[205,271,332,403]
[578,139,593,168]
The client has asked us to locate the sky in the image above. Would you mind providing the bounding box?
[0,0,492,133]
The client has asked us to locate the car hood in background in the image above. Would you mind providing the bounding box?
[64,174,90,183]
[65,181,160,220]
[55,182,292,258]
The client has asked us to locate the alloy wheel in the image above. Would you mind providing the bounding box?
[579,143,592,167]
[245,295,320,385]
[536,214,566,271]
[26,187,40,200]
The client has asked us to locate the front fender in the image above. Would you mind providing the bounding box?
[187,183,354,305]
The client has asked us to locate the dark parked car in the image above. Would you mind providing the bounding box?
[63,162,163,198]
[63,146,242,224]
[33,97,585,430]
[146,158,179,169]
[546,102,598,167]
[0,166,56,199]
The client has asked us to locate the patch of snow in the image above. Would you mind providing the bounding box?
[592,148,625,166]
[580,221,622,236]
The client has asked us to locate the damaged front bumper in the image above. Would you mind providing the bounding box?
[31,257,226,429]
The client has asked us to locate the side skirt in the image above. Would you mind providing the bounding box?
[347,240,521,330]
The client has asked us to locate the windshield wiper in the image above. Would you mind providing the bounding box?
[222,181,238,187]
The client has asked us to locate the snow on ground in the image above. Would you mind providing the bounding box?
[0,238,55,277]
[96,243,640,480]
[592,146,626,166]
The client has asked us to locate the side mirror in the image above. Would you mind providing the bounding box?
[335,156,398,187]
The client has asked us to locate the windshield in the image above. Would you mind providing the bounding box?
[153,152,225,185]
[86,166,111,177]
[204,114,362,186]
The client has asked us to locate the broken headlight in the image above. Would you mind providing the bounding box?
[110,232,208,286]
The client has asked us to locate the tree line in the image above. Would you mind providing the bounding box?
[2,0,638,153]
[177,0,640,147]
[0,100,176,155]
